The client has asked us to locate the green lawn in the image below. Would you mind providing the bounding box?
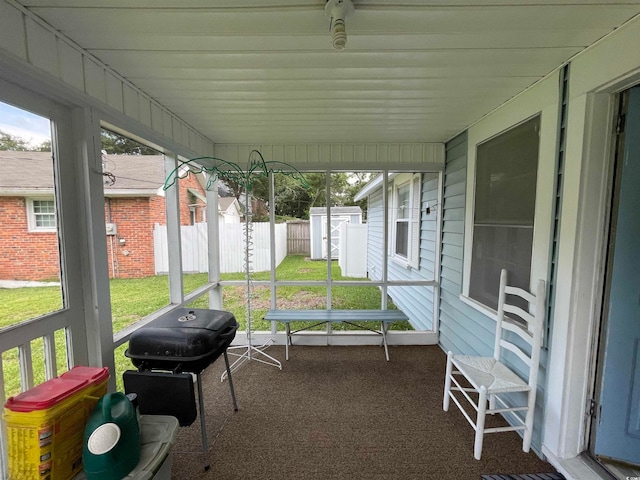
[0,255,412,395]
[0,286,64,329]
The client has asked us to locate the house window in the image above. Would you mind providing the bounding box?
[469,116,540,310]
[188,191,197,225]
[391,173,421,269]
[28,198,57,231]
[395,183,410,258]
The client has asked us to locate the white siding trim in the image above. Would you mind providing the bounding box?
[244,330,438,348]
[214,143,444,170]
[543,18,640,463]
[409,174,421,269]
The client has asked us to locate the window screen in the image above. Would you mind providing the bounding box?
[469,116,540,309]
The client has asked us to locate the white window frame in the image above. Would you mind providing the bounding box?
[26,197,57,232]
[461,78,558,317]
[468,116,540,311]
[0,76,99,390]
[390,173,421,269]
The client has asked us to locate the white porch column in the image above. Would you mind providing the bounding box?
[72,106,116,389]
[164,153,183,304]
[207,177,222,309]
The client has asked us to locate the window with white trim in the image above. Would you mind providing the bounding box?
[395,183,410,258]
[391,173,421,269]
[469,116,540,310]
[27,198,57,231]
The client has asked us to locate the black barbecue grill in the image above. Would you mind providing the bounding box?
[124,308,238,470]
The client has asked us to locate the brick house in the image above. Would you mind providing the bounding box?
[0,151,221,280]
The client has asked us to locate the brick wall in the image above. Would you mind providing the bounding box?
[178,173,207,224]
[105,197,156,278]
[104,173,207,279]
[0,197,61,281]
[1,174,208,281]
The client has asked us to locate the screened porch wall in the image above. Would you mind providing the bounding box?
[363,174,439,331]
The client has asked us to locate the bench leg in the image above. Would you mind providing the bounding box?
[381,321,390,361]
[285,323,290,360]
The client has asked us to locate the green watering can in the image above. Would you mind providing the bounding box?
[82,392,140,480]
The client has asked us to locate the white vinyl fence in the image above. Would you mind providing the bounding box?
[338,223,368,278]
[154,222,287,274]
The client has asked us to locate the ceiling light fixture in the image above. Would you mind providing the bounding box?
[325,0,354,51]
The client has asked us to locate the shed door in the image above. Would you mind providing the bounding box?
[321,216,349,259]
[593,86,640,466]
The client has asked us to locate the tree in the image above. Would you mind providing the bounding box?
[1,128,157,154]
[246,171,372,220]
[100,129,158,155]
[344,172,373,220]
[34,140,51,152]
[0,130,50,151]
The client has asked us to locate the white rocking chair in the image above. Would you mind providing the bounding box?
[442,269,546,460]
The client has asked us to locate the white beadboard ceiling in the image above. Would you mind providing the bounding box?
[16,1,640,144]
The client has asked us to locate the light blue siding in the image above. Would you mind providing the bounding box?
[439,132,479,354]
[438,131,548,454]
[365,189,385,282]
[364,174,439,330]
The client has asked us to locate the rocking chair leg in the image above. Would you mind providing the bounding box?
[474,386,488,460]
[522,392,536,452]
[443,351,454,411]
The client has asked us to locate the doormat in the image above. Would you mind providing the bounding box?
[481,474,565,480]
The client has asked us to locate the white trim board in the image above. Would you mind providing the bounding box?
[232,330,438,348]
[543,16,640,468]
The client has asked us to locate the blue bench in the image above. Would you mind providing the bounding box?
[264,309,409,361]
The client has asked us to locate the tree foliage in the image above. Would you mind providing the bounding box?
[240,171,372,220]
[0,130,50,151]
[1,128,157,155]
[100,129,158,155]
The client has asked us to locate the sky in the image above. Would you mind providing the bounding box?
[0,101,51,146]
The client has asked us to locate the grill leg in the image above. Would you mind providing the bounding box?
[223,350,239,411]
[196,373,210,471]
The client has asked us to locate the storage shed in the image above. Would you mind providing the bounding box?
[309,206,362,260]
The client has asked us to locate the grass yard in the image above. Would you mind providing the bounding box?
[0,255,412,395]
[187,255,411,332]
